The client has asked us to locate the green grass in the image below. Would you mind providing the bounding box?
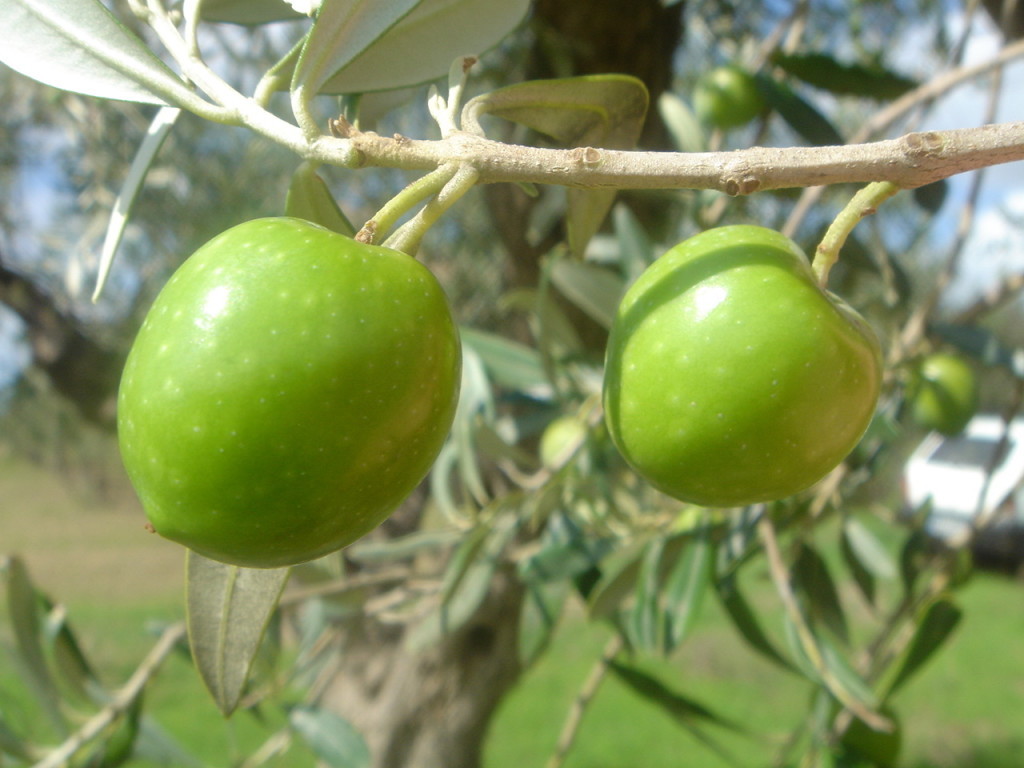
[3,453,1024,768]
[485,566,1024,768]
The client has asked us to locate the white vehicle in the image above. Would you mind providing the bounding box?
[903,414,1024,567]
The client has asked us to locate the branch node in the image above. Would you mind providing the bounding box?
[903,130,945,159]
[356,221,377,244]
[571,146,604,169]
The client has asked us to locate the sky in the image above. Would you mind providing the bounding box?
[908,10,1024,309]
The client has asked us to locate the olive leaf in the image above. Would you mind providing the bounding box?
[291,0,423,97]
[287,0,530,96]
[885,597,962,697]
[754,73,844,146]
[716,574,796,673]
[547,256,627,330]
[199,0,305,24]
[464,75,649,257]
[315,0,531,95]
[290,705,371,768]
[94,106,181,302]
[0,0,194,105]
[186,552,290,716]
[285,161,356,237]
[771,51,918,101]
[2,555,68,734]
[793,541,850,645]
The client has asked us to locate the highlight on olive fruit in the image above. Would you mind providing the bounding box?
[118,217,461,568]
[603,225,882,507]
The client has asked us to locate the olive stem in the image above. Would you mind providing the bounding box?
[757,516,891,733]
[383,163,481,256]
[812,181,900,286]
[356,164,461,244]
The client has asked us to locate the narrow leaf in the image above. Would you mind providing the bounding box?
[82,690,144,768]
[0,0,192,105]
[407,511,518,649]
[627,538,665,653]
[716,576,795,672]
[292,0,424,96]
[840,525,877,606]
[200,0,304,24]
[886,598,962,696]
[451,342,493,505]
[608,660,746,732]
[518,579,569,666]
[94,106,180,302]
[586,541,649,620]
[842,517,896,603]
[186,552,290,716]
[0,714,31,761]
[793,542,849,645]
[754,73,843,146]
[43,600,99,704]
[548,258,626,330]
[613,203,656,283]
[771,51,918,100]
[658,91,706,154]
[466,75,647,257]
[285,162,356,237]
[466,75,648,148]
[290,705,371,768]
[318,0,531,94]
[840,707,902,768]
[346,530,460,564]
[2,555,67,733]
[461,326,552,398]
[663,529,711,652]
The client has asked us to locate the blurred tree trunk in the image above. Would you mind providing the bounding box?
[321,568,525,768]
[0,253,123,427]
[319,5,685,768]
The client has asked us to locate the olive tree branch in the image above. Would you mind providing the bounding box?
[306,121,1024,194]
[135,1,1024,199]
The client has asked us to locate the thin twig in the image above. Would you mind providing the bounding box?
[32,623,187,768]
[783,35,1024,236]
[545,633,624,768]
[757,517,890,732]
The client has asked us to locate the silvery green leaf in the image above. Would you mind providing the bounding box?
[0,0,191,105]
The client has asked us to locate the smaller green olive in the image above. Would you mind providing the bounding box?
[909,353,979,436]
[693,66,765,130]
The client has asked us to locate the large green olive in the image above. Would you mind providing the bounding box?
[603,225,882,507]
[118,217,461,568]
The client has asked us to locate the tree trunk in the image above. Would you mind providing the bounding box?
[321,567,525,768]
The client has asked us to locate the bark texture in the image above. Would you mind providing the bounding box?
[321,569,525,768]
